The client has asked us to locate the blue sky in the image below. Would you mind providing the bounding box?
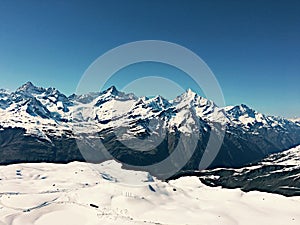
[0,0,299,117]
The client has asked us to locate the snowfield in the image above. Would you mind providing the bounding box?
[0,160,300,225]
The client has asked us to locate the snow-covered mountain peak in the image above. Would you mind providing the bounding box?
[103,85,119,95]
[182,88,198,99]
[224,104,266,127]
[173,89,216,108]
[186,87,196,95]
[0,88,9,94]
[222,104,299,131]
[98,86,137,101]
[147,95,171,109]
[172,88,200,106]
[17,81,34,90]
[16,81,45,95]
[226,104,256,118]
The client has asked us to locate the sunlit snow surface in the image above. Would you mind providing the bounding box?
[262,145,300,166]
[0,160,300,225]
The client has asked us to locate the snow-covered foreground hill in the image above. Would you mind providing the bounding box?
[191,145,300,197]
[0,160,299,225]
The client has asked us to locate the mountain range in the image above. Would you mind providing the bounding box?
[0,82,299,178]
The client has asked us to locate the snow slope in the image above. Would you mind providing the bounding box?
[195,145,300,196]
[262,144,300,166]
[0,160,300,225]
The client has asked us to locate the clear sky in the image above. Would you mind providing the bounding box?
[0,0,299,118]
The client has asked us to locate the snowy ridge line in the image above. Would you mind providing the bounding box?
[0,81,299,140]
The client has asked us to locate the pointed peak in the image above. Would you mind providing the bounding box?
[229,104,253,112]
[102,85,119,96]
[240,104,250,109]
[16,81,46,95]
[107,85,117,92]
[150,95,170,106]
[20,81,34,88]
[99,86,137,100]
[153,95,167,101]
[186,88,197,95]
[226,103,256,118]
[45,86,62,96]
[239,104,256,113]
[227,104,249,110]
[177,88,198,100]
[16,81,36,92]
